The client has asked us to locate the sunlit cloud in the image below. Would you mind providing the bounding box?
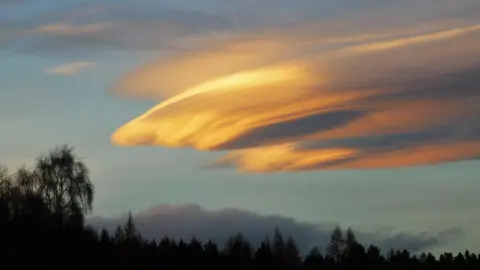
[110,9,480,172]
[349,24,480,53]
[29,23,112,37]
[44,61,97,75]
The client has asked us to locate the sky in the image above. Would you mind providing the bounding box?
[1,0,480,254]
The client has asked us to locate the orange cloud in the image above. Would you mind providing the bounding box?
[110,19,480,172]
[339,140,480,170]
[29,23,112,36]
[349,24,480,53]
[214,144,359,173]
[214,140,480,173]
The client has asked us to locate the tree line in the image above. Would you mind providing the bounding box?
[0,145,478,269]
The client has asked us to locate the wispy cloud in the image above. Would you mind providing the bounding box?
[0,1,234,54]
[28,23,112,36]
[0,1,478,55]
[44,61,97,75]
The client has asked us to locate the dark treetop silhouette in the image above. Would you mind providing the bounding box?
[0,145,478,269]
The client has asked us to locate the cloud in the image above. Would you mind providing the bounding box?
[29,23,112,36]
[0,1,235,54]
[44,61,97,75]
[109,6,480,172]
[7,1,475,172]
[1,0,479,55]
[0,0,26,6]
[87,204,464,254]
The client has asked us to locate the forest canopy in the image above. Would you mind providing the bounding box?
[0,145,478,269]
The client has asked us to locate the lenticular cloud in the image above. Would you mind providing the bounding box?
[110,18,480,172]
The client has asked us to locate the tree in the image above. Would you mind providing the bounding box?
[188,237,203,255]
[304,247,324,270]
[4,145,480,268]
[327,225,345,263]
[100,229,111,244]
[204,240,219,256]
[204,240,219,268]
[344,227,358,258]
[114,225,125,243]
[439,252,454,267]
[124,211,139,241]
[225,233,252,257]
[284,236,301,268]
[425,252,437,269]
[224,233,253,270]
[255,236,273,269]
[454,252,466,267]
[272,227,285,256]
[345,227,357,248]
[0,167,12,218]
[34,145,94,225]
[15,167,35,195]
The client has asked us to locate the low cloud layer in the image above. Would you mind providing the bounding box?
[110,6,480,172]
[87,204,463,254]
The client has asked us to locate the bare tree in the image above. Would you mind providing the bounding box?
[34,145,94,225]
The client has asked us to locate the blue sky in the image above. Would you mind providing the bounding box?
[1,0,479,254]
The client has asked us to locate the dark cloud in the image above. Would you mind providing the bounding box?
[301,127,456,153]
[217,109,367,150]
[0,1,234,54]
[299,107,480,154]
[362,66,480,103]
[87,204,463,254]
[362,228,464,253]
[292,119,480,170]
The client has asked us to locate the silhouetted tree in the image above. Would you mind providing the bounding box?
[344,227,357,250]
[114,225,125,242]
[255,235,273,270]
[224,233,253,270]
[304,247,324,270]
[35,145,94,226]
[327,225,345,263]
[344,226,360,265]
[273,227,285,256]
[1,145,480,270]
[124,211,140,241]
[284,236,302,269]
